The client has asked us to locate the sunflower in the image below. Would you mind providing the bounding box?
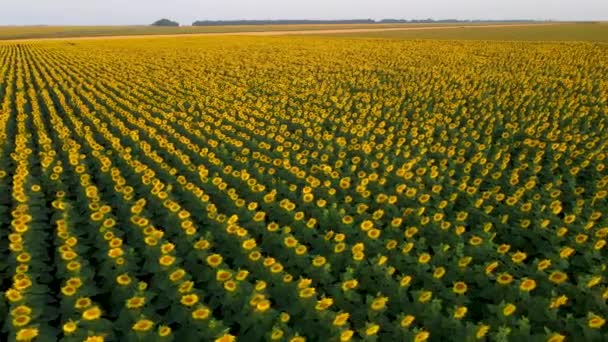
[16,252,31,263]
[180,294,199,307]
[519,278,537,292]
[270,328,284,340]
[496,273,514,285]
[359,220,373,232]
[61,285,76,296]
[333,312,349,327]
[160,242,175,254]
[419,291,433,302]
[547,333,566,342]
[454,306,467,319]
[299,287,316,298]
[256,280,267,291]
[418,194,430,203]
[191,306,211,320]
[82,306,102,320]
[367,228,381,239]
[342,279,358,291]
[537,259,552,271]
[401,242,414,254]
[206,254,223,267]
[400,275,412,287]
[587,276,602,288]
[126,296,146,309]
[116,274,132,286]
[588,315,605,329]
[453,282,468,295]
[548,271,568,284]
[284,236,298,248]
[502,303,516,316]
[418,253,431,264]
[13,278,32,291]
[340,330,354,341]
[12,315,31,327]
[216,270,232,282]
[132,319,155,332]
[352,251,365,261]
[549,295,568,309]
[475,325,490,339]
[414,331,430,342]
[559,247,575,259]
[433,267,446,279]
[63,321,78,334]
[365,323,380,336]
[256,299,271,312]
[370,296,388,311]
[232,269,249,281]
[405,227,418,238]
[469,236,483,246]
[485,261,499,275]
[75,297,92,309]
[15,327,39,341]
[158,325,172,337]
[192,238,210,250]
[215,334,236,342]
[511,251,527,263]
[10,305,32,317]
[159,255,176,267]
[169,268,186,282]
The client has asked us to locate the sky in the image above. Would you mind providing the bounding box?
[1,0,607,26]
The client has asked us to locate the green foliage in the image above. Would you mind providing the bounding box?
[151,19,180,27]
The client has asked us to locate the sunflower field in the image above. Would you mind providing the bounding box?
[0,36,607,342]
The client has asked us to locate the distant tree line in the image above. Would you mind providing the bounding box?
[377,19,538,23]
[153,18,544,27]
[151,18,180,27]
[191,19,541,26]
[192,19,375,26]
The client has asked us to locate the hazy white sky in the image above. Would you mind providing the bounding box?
[1,0,607,25]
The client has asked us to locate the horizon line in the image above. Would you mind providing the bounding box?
[1,19,605,27]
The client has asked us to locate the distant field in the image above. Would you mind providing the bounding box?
[0,22,550,40]
[326,23,608,42]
